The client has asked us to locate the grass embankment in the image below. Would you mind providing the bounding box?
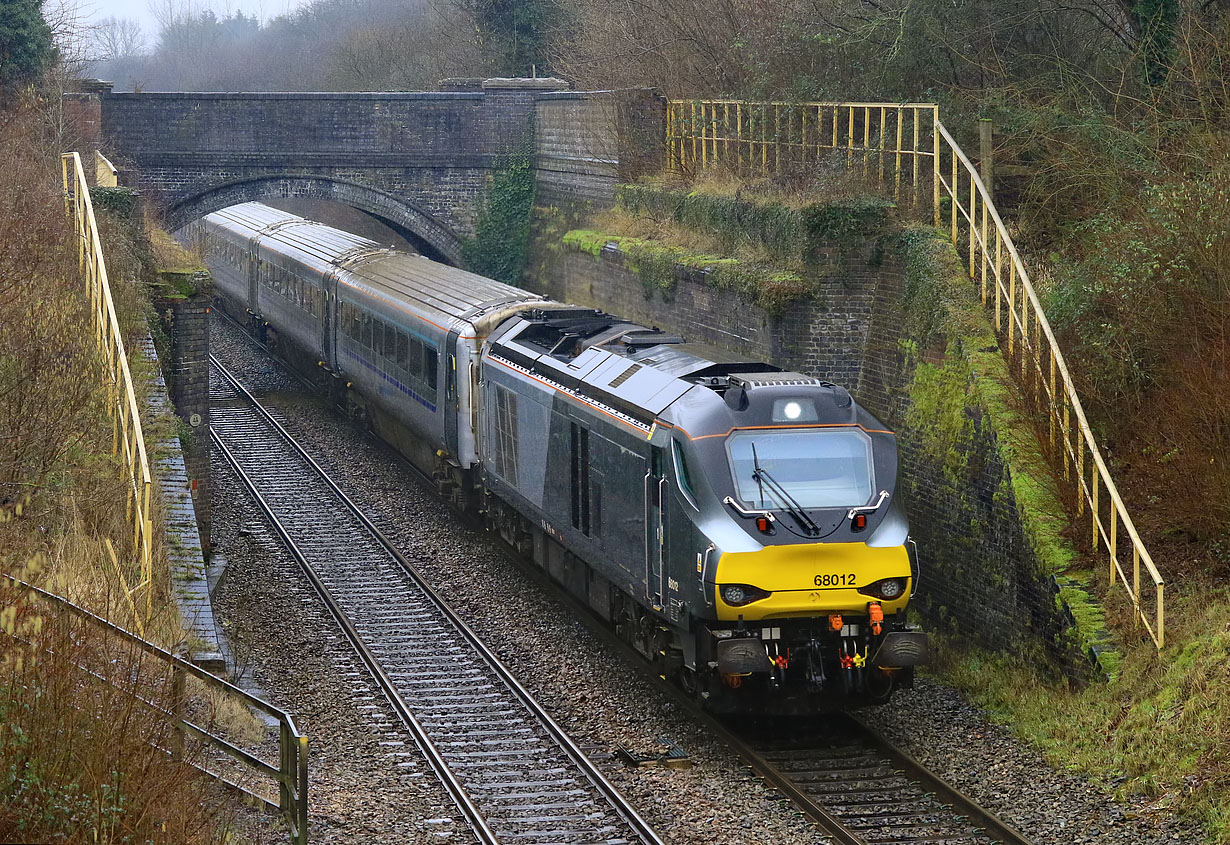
[556,171,891,315]
[0,95,247,843]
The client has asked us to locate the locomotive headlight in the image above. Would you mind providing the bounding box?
[858,578,907,601]
[720,584,770,606]
[771,398,818,423]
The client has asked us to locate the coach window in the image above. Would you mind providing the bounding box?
[425,347,439,390]
[396,331,409,369]
[361,313,373,350]
[407,336,424,380]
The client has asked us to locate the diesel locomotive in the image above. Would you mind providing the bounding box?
[192,202,928,712]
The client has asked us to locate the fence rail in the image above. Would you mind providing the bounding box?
[4,576,308,843]
[667,100,1164,649]
[61,151,155,633]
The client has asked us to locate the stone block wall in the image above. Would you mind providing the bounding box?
[96,79,570,257]
[152,293,211,543]
[534,89,666,210]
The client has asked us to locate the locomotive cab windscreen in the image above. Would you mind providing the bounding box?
[726,426,875,514]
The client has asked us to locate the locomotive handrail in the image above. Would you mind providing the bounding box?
[668,101,1165,649]
[61,151,155,634]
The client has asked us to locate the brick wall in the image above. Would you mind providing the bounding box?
[153,287,212,544]
[531,220,1098,676]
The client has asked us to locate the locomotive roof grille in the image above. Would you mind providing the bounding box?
[729,373,823,389]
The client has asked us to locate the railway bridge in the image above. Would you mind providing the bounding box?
[66,79,664,265]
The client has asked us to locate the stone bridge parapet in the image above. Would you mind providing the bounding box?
[67,78,660,265]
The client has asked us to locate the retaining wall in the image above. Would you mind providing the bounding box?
[528,189,1111,676]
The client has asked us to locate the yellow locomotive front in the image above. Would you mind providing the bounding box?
[662,373,927,711]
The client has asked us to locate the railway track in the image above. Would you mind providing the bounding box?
[208,354,662,845]
[713,713,1035,845]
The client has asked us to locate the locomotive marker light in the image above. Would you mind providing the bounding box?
[720,583,770,606]
[859,577,906,601]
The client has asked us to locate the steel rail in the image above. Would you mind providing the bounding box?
[485,542,1038,845]
[209,431,497,844]
[209,354,663,845]
[847,713,1034,845]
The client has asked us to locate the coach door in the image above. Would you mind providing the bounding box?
[246,236,260,314]
[321,275,337,371]
[645,446,666,610]
[444,327,461,457]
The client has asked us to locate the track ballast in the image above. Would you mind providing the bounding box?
[209,355,662,845]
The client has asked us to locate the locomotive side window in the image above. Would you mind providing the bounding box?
[493,385,519,486]
[672,439,698,510]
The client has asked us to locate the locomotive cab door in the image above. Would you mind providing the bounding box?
[645,447,666,610]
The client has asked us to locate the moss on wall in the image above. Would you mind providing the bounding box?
[898,225,1118,678]
[148,229,209,299]
[561,229,807,315]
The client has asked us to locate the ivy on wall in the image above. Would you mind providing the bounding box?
[462,144,536,285]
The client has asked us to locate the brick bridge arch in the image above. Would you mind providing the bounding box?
[167,175,464,265]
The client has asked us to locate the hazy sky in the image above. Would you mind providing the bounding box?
[69,0,306,48]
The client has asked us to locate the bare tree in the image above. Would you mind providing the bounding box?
[89,16,147,62]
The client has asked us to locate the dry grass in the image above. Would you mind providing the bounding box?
[0,89,258,843]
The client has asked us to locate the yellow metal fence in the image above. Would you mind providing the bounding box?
[668,101,1165,649]
[61,151,155,633]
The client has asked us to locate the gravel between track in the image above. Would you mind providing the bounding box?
[210,314,1204,845]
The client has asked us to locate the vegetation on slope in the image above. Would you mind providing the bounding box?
[0,72,245,842]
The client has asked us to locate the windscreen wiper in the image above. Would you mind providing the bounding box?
[751,444,821,536]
